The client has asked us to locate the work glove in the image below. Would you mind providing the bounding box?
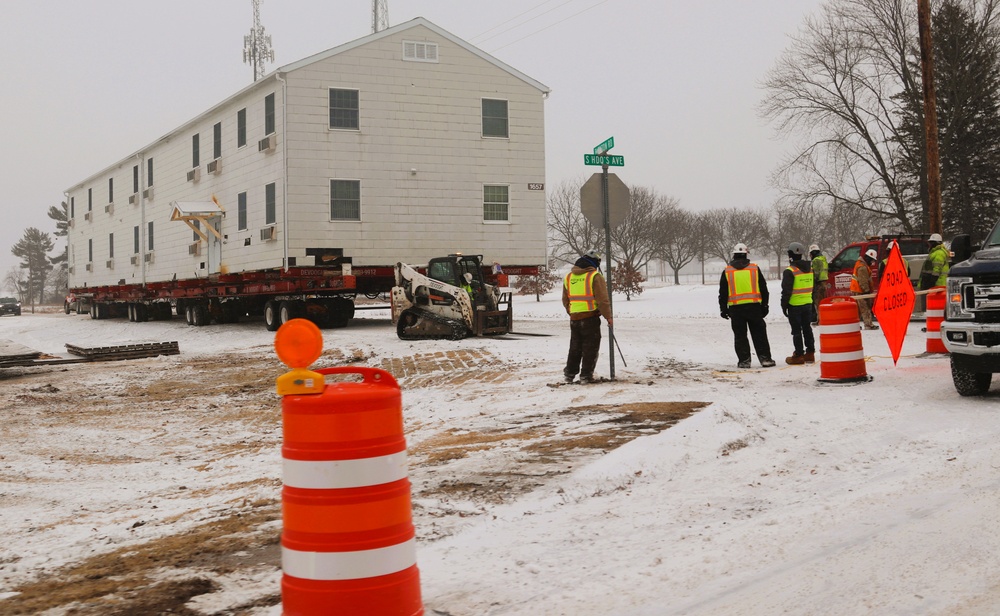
[762,305,769,318]
[720,310,729,320]
[782,306,789,318]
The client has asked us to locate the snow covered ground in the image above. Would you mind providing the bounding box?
[2,281,999,615]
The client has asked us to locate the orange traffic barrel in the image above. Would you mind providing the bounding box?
[817,297,870,383]
[925,288,948,354]
[276,319,423,616]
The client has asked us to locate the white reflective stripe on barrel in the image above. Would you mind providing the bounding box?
[926,309,944,318]
[283,451,408,489]
[926,331,941,339]
[820,350,865,363]
[817,323,861,335]
[283,538,416,581]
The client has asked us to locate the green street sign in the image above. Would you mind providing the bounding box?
[593,137,614,154]
[584,154,624,166]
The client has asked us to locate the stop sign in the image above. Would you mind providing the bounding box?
[580,172,630,228]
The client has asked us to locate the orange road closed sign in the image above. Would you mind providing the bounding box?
[873,243,915,364]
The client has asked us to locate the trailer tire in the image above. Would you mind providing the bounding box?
[184,305,194,325]
[191,304,208,327]
[135,303,148,322]
[64,301,71,315]
[279,300,304,325]
[127,304,135,322]
[264,301,280,331]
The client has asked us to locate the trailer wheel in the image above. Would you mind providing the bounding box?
[135,303,148,322]
[191,304,208,327]
[64,301,71,315]
[184,305,194,325]
[264,300,280,331]
[127,304,136,322]
[279,300,304,325]
[89,303,97,319]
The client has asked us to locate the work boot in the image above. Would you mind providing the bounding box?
[803,351,815,364]
[760,357,776,368]
[785,352,806,365]
[579,374,595,384]
[737,359,751,369]
[563,374,576,384]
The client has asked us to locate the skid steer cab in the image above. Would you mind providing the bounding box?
[391,254,512,340]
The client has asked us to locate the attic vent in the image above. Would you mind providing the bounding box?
[403,41,438,63]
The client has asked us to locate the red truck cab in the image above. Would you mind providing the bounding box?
[826,235,930,298]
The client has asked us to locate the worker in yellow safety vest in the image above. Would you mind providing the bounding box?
[562,251,613,384]
[919,233,950,290]
[719,243,775,369]
[781,242,815,365]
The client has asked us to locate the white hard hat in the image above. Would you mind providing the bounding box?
[865,248,878,261]
[929,233,943,243]
[463,272,473,283]
[808,244,820,253]
[732,242,748,256]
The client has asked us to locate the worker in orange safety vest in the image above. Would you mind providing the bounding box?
[719,243,775,369]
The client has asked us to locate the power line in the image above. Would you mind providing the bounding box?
[468,0,564,43]
[488,0,610,53]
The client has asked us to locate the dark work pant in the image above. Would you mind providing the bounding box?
[787,304,815,354]
[729,303,771,363]
[565,315,602,379]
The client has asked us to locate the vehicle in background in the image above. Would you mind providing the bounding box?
[0,297,21,316]
[64,292,90,315]
[827,235,930,299]
[941,227,1000,395]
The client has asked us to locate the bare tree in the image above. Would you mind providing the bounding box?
[761,0,919,231]
[3,266,26,300]
[609,185,664,275]
[652,202,699,284]
[546,178,604,265]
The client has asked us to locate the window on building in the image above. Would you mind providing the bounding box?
[148,222,154,251]
[88,238,93,262]
[88,188,92,211]
[133,165,139,194]
[330,180,361,221]
[238,192,247,230]
[70,197,75,219]
[265,183,276,225]
[265,93,275,135]
[108,178,114,203]
[147,158,154,187]
[237,108,247,147]
[329,89,359,130]
[109,233,114,258]
[133,226,139,254]
[213,122,222,159]
[192,134,200,168]
[403,41,439,62]
[192,220,200,242]
[483,185,509,222]
[482,99,509,138]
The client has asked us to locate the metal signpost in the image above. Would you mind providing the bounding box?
[581,138,627,380]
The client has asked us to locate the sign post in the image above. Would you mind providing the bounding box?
[873,243,915,364]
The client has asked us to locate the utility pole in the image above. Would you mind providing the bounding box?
[372,0,389,33]
[917,0,941,234]
[243,0,275,82]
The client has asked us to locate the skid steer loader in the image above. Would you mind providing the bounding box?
[390,254,512,340]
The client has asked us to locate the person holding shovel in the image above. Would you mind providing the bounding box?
[562,250,613,384]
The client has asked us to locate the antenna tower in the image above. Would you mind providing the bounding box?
[243,0,275,82]
[372,0,389,33]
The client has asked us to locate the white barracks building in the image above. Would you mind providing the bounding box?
[65,17,549,288]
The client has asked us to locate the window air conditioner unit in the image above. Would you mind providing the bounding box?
[258,134,276,153]
[105,203,114,214]
[128,193,139,205]
[207,159,222,175]
[130,255,139,265]
[85,263,93,272]
[260,226,276,241]
[106,259,114,270]
[84,211,92,221]
[68,266,74,275]
[188,242,201,256]
[68,218,75,228]
[143,187,154,200]
[186,167,201,182]
[144,252,154,263]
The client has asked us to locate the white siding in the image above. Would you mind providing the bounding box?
[66,19,546,289]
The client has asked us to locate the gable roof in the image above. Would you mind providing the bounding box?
[279,17,550,94]
[67,17,548,191]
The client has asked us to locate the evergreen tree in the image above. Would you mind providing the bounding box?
[11,227,55,307]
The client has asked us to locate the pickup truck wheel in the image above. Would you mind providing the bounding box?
[264,301,280,332]
[951,355,993,396]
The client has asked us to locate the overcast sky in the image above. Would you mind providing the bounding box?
[0,0,825,280]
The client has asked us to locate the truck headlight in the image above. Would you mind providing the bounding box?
[946,276,973,319]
